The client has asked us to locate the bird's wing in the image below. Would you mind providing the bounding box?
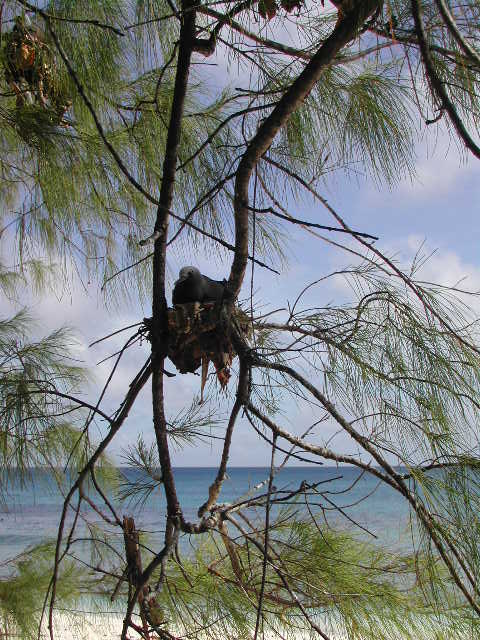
[204,275,226,287]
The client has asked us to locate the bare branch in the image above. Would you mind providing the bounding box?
[46,361,152,640]
[247,204,378,240]
[411,0,480,159]
[198,356,249,517]
[229,0,383,297]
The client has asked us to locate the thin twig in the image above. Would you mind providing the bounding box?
[253,432,276,640]
[46,362,152,640]
[89,322,144,348]
[247,204,378,240]
[411,0,480,158]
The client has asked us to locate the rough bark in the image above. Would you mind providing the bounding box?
[151,0,197,521]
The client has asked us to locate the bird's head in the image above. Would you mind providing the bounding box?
[176,266,201,283]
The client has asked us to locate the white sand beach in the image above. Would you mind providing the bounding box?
[46,613,141,640]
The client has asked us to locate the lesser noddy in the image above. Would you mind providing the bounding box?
[172,266,230,305]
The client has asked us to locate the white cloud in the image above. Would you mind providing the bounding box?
[401,153,472,200]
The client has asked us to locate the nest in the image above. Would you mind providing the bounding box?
[2,21,71,127]
[146,302,252,396]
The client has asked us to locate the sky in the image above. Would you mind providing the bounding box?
[2,10,480,468]
[3,129,479,468]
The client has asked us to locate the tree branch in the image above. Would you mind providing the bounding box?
[247,204,378,240]
[411,0,480,159]
[229,0,382,297]
[47,361,152,640]
[248,359,480,614]
[198,356,249,517]
[149,0,197,573]
[434,0,480,66]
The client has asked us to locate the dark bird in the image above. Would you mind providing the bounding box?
[172,266,230,305]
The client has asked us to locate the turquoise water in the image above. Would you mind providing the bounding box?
[0,466,412,565]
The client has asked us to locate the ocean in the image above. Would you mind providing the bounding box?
[0,466,413,567]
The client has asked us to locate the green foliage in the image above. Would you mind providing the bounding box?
[0,309,94,485]
[0,1,480,638]
[0,261,25,298]
[118,402,223,505]
[0,543,86,640]
[271,62,416,185]
[256,258,480,595]
[118,435,163,507]
[0,0,445,302]
[134,516,479,640]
